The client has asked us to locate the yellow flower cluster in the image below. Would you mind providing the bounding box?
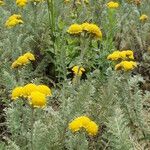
[72,66,85,76]
[139,14,148,22]
[82,23,102,39]
[107,1,119,9]
[67,24,82,34]
[67,22,102,39]
[11,52,35,68]
[115,61,137,71]
[16,0,28,7]
[0,0,4,6]
[11,83,52,108]
[5,14,23,28]
[29,91,46,108]
[107,50,137,71]
[69,116,99,136]
[107,50,134,61]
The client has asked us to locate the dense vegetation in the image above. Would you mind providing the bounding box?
[0,0,149,149]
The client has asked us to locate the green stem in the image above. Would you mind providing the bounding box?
[31,2,37,33]
[46,0,52,29]
[51,0,55,38]
[46,0,55,45]
[31,107,34,150]
[46,0,56,80]
[80,35,89,63]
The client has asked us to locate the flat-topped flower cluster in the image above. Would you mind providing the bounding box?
[11,52,35,68]
[67,23,102,39]
[107,50,137,71]
[5,14,23,28]
[11,83,52,108]
[69,116,99,136]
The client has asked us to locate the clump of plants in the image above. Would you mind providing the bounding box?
[0,0,149,149]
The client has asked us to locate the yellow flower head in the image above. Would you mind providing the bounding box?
[67,24,82,34]
[9,14,22,20]
[23,52,35,61]
[16,56,30,65]
[139,14,148,22]
[69,116,90,133]
[119,50,134,60]
[115,61,137,71]
[37,85,52,96]
[107,50,134,61]
[76,116,91,128]
[89,24,102,39]
[114,63,121,70]
[123,50,134,59]
[107,51,120,61]
[29,91,46,108]
[0,0,5,6]
[11,86,24,100]
[69,119,83,132]
[5,14,23,28]
[11,61,19,68]
[16,0,28,7]
[120,51,127,59]
[11,83,51,108]
[107,1,119,9]
[11,52,35,69]
[82,23,102,39]
[69,116,99,136]
[23,83,37,97]
[85,121,99,136]
[81,22,91,31]
[72,66,85,76]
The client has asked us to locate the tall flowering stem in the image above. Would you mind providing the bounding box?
[107,9,117,39]
[80,35,87,62]
[46,0,55,45]
[46,0,57,79]
[30,107,35,150]
[30,2,38,33]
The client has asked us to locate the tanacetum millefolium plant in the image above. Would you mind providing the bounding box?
[0,0,150,149]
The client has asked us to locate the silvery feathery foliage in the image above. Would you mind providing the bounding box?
[0,0,150,149]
